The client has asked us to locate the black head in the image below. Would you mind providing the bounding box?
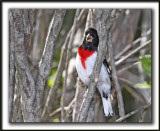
[82,28,99,51]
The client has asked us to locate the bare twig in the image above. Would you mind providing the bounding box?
[117,62,140,74]
[115,39,151,66]
[139,97,151,122]
[108,32,125,118]
[114,29,151,61]
[118,77,147,104]
[115,103,151,122]
[9,10,15,122]
[32,9,42,64]
[49,98,75,117]
[77,9,122,122]
[61,9,80,122]
[72,79,87,122]
[41,9,88,121]
[139,109,147,122]
[12,72,23,122]
[73,9,95,122]
[85,9,96,122]
[34,9,66,121]
[53,9,88,57]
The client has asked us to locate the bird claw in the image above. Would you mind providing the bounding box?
[79,79,86,87]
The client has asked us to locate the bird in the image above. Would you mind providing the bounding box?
[76,28,114,116]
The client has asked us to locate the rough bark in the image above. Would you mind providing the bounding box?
[9,10,15,122]
[32,9,42,66]
[73,9,95,122]
[108,32,125,118]
[72,79,87,122]
[35,9,66,121]
[61,9,80,122]
[11,9,36,122]
[77,9,122,122]
[41,9,88,121]
[12,72,23,122]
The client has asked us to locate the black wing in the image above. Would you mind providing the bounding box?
[103,57,112,80]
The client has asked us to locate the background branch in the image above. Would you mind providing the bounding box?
[35,9,66,121]
[114,29,151,61]
[115,103,151,122]
[77,9,122,122]
[108,32,125,118]
[9,10,15,122]
[41,9,88,121]
[115,39,151,66]
[61,9,80,122]
[11,9,36,122]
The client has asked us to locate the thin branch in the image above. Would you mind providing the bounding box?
[115,39,151,66]
[49,98,75,117]
[115,103,151,122]
[35,9,66,121]
[139,97,151,122]
[118,77,147,104]
[114,29,151,61]
[108,32,125,118]
[117,62,140,74]
[32,9,42,64]
[72,79,87,122]
[77,9,122,122]
[85,9,96,122]
[12,72,23,122]
[41,9,88,121]
[61,9,80,122]
[9,10,15,122]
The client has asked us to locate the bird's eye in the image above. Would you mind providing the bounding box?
[85,32,89,35]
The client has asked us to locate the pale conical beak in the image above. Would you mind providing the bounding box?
[86,33,92,42]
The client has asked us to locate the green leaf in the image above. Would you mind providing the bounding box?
[135,81,151,89]
[139,56,151,78]
[47,68,57,87]
[53,117,60,122]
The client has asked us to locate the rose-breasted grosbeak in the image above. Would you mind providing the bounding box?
[76,28,114,116]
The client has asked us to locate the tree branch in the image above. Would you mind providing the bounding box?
[114,29,151,61]
[9,10,15,122]
[108,32,125,118]
[61,9,80,122]
[77,9,122,122]
[115,39,151,66]
[118,77,147,104]
[11,9,36,122]
[32,9,42,64]
[41,9,88,121]
[12,72,23,122]
[34,9,66,121]
[115,103,151,122]
[49,98,75,118]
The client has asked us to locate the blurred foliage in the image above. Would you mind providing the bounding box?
[47,50,62,87]
[47,10,76,88]
[53,117,60,122]
[135,54,151,89]
[135,81,151,89]
[139,55,151,78]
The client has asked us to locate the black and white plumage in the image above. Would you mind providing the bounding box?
[76,28,114,116]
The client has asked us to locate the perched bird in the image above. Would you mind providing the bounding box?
[76,28,114,116]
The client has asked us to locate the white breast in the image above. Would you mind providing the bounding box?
[76,52,97,85]
[76,52,111,92]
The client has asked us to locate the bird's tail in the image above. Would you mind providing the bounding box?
[101,92,114,117]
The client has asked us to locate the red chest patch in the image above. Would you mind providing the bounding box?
[78,45,95,69]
